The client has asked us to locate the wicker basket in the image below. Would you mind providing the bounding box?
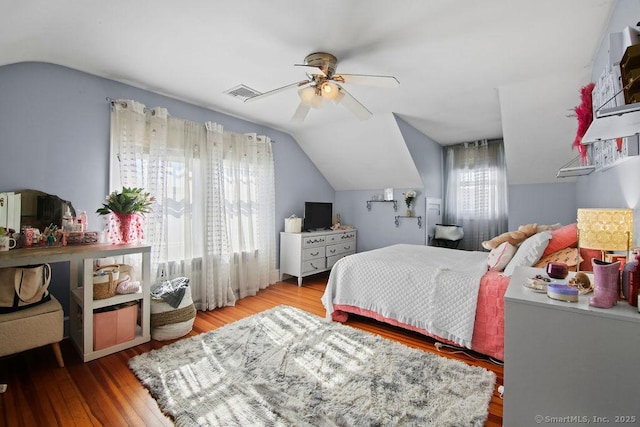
[93,265,120,300]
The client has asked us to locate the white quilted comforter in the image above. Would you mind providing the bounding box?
[321,244,489,348]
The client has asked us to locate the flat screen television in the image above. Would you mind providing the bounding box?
[304,202,332,231]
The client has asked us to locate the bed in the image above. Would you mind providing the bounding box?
[321,244,510,361]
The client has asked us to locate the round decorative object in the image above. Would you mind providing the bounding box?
[568,272,592,294]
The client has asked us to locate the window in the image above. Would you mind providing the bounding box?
[110,100,276,309]
[443,139,508,250]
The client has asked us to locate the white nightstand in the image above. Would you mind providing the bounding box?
[504,266,640,425]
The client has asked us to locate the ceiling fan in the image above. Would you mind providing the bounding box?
[245,52,399,122]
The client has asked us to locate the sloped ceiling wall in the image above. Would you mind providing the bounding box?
[499,67,592,185]
[289,112,424,191]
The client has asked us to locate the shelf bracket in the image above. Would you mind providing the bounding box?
[366,200,397,211]
[394,215,422,228]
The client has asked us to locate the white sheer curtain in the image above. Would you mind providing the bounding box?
[443,139,508,251]
[110,100,276,310]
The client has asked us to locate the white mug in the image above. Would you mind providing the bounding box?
[0,236,16,251]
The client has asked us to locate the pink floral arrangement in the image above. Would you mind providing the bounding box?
[572,82,595,164]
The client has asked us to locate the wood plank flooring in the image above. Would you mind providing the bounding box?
[0,272,503,426]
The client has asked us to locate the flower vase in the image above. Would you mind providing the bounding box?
[111,213,137,244]
[406,209,413,217]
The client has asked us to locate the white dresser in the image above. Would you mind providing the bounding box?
[504,265,640,425]
[279,229,356,286]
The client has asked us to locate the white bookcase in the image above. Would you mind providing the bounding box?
[280,229,356,286]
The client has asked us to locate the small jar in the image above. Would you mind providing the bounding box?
[546,262,569,279]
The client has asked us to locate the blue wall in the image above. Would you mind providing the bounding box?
[0,62,334,313]
[577,0,640,246]
[335,115,443,252]
[508,182,578,230]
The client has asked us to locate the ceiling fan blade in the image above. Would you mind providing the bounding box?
[293,64,327,77]
[291,102,311,123]
[337,86,372,121]
[334,73,400,88]
[244,80,311,103]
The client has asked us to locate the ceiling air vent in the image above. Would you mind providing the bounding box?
[224,84,262,101]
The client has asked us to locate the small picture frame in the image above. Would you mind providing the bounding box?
[384,188,394,201]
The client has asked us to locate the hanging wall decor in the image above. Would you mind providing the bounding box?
[573,82,595,164]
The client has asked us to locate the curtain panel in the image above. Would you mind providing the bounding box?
[443,139,508,251]
[110,100,276,310]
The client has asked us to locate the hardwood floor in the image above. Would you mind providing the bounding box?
[0,272,503,426]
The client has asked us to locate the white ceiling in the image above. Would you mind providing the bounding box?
[1,0,616,190]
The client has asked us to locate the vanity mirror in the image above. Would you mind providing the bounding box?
[17,189,76,232]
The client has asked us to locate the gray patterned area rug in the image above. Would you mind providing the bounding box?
[129,305,495,426]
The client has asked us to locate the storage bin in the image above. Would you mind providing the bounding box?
[284,215,302,233]
[151,284,196,341]
[93,266,120,300]
[93,303,138,350]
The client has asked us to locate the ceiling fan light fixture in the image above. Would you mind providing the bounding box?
[249,51,397,120]
[309,93,323,108]
[298,86,316,106]
[333,87,345,104]
[321,82,340,100]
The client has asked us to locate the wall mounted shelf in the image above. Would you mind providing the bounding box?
[366,200,397,211]
[582,103,640,143]
[395,215,422,228]
[556,155,595,178]
[592,135,639,170]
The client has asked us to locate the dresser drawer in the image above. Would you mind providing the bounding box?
[302,246,325,261]
[326,231,356,244]
[302,235,326,248]
[327,251,355,269]
[302,258,326,274]
[326,242,355,257]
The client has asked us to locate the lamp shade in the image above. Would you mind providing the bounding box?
[320,82,340,100]
[577,208,633,251]
[298,86,316,105]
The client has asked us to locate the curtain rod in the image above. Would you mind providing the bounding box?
[106,97,127,107]
[105,97,276,143]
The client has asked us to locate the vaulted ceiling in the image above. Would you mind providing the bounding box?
[1,0,616,189]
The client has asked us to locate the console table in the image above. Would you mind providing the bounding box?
[504,266,640,424]
[0,244,151,362]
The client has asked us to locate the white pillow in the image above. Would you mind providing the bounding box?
[503,231,552,277]
[487,242,517,271]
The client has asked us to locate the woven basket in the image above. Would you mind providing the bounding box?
[93,265,120,300]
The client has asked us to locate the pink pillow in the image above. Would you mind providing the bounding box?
[542,223,578,257]
[579,248,602,272]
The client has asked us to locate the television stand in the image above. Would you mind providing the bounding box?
[280,229,357,286]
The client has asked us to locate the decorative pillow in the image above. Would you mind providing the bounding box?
[534,247,583,268]
[536,223,562,232]
[503,231,552,276]
[542,223,578,257]
[487,242,517,271]
[579,248,602,272]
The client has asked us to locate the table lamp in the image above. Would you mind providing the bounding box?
[577,208,633,302]
[577,208,634,259]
